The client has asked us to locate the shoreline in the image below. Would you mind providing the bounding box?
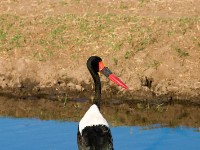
[0,0,200,106]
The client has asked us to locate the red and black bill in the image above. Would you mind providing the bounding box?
[99,61,128,90]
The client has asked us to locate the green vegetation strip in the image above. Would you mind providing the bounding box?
[0,13,199,60]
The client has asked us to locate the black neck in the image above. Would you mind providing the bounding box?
[89,69,101,109]
[87,56,102,110]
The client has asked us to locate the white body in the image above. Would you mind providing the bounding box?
[79,104,109,134]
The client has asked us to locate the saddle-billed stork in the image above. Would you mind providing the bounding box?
[77,56,128,150]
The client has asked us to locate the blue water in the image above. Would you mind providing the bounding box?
[0,117,200,150]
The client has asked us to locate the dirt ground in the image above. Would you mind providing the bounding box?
[0,0,200,104]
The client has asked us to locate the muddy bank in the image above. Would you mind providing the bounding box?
[0,57,200,104]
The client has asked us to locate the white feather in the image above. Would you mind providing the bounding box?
[79,104,109,134]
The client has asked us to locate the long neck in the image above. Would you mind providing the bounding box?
[89,69,101,109]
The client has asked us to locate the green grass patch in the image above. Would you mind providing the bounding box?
[148,60,161,70]
[0,29,7,40]
[0,13,199,60]
[175,47,189,57]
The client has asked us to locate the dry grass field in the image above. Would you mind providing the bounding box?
[0,0,200,112]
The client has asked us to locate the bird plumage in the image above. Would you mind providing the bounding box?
[77,56,128,150]
[77,104,113,150]
[79,104,109,134]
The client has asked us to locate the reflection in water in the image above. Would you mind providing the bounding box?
[1,97,200,127]
[0,117,200,150]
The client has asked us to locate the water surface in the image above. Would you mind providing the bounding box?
[1,117,200,150]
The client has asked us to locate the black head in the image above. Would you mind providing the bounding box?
[87,56,102,74]
[86,56,128,109]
